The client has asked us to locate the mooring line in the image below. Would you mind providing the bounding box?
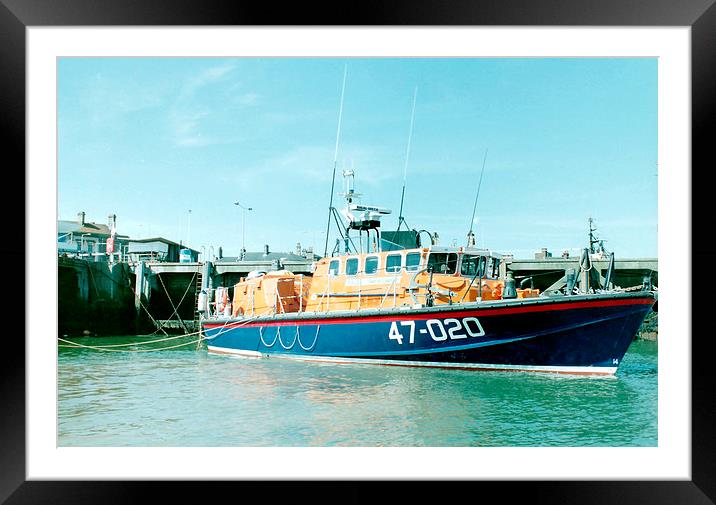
[92,266,169,335]
[58,336,203,352]
[58,316,260,352]
[59,330,205,348]
[157,271,197,333]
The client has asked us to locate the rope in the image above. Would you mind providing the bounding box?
[58,315,261,352]
[136,327,163,337]
[59,328,206,348]
[157,271,197,333]
[86,263,101,300]
[58,336,204,352]
[91,264,168,335]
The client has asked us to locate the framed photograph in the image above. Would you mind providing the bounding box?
[6,0,712,503]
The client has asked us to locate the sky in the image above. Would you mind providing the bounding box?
[58,57,657,259]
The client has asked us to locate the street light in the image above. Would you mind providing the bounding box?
[234,201,253,256]
[186,209,192,247]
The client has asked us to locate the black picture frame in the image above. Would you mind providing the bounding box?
[3,1,712,503]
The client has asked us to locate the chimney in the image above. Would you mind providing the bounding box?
[77,211,86,225]
[263,244,270,256]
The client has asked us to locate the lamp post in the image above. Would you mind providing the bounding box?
[186,209,192,247]
[234,201,253,256]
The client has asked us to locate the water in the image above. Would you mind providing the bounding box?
[58,337,657,447]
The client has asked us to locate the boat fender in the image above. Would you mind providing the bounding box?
[197,290,208,312]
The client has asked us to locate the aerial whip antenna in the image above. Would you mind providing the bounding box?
[467,148,488,247]
[397,86,418,232]
[323,64,348,257]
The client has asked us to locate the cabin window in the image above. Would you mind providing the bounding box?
[386,254,402,273]
[427,253,458,274]
[346,258,359,276]
[328,259,340,276]
[365,256,379,274]
[460,255,486,277]
[486,257,500,279]
[492,258,501,278]
[405,252,421,271]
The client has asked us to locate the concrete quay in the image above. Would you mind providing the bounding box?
[505,257,658,292]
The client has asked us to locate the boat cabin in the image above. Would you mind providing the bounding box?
[222,246,539,318]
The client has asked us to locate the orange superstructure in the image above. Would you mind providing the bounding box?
[227,246,539,318]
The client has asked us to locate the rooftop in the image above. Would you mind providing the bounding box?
[216,251,311,262]
[58,220,112,236]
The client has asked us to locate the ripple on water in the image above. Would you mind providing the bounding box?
[57,337,658,447]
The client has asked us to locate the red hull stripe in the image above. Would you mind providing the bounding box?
[203,297,653,329]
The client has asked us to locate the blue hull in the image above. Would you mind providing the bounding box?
[202,292,656,375]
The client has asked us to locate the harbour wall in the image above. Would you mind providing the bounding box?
[58,256,137,336]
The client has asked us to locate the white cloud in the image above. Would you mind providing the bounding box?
[179,63,236,99]
[220,144,400,188]
[169,63,240,147]
[235,92,260,106]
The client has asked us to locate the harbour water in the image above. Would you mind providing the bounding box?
[58,337,657,447]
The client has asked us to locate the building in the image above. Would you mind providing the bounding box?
[534,247,553,260]
[215,243,315,266]
[127,237,200,263]
[57,212,129,261]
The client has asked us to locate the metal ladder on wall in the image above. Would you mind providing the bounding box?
[192,268,203,333]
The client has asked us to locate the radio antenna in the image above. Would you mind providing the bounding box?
[467,148,488,247]
[323,64,348,257]
[397,86,418,231]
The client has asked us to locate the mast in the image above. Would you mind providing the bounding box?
[397,86,418,232]
[588,217,599,254]
[323,65,348,257]
[467,148,488,247]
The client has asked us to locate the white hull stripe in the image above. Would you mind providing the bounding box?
[206,346,617,376]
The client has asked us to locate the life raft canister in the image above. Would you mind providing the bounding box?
[502,272,517,299]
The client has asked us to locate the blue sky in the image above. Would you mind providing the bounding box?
[58,57,657,258]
